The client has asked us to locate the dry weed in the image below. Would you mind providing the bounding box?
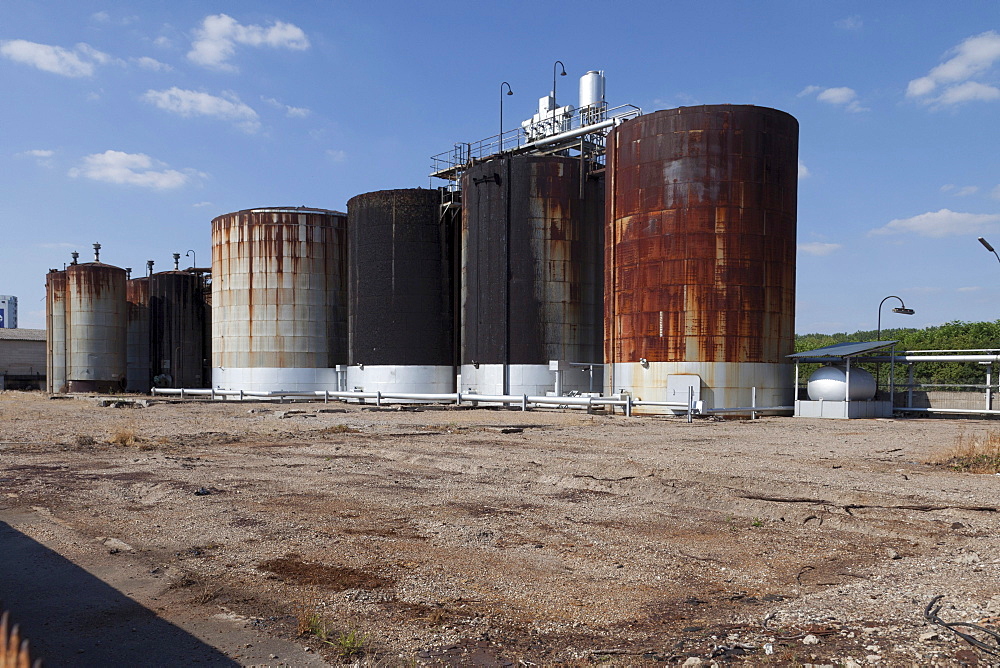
[320,424,360,435]
[930,430,1000,473]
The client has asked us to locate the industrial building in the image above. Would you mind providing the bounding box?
[0,328,45,390]
[44,68,804,415]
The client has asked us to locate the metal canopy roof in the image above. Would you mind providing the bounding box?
[787,340,898,359]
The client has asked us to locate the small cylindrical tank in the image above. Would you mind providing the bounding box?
[605,105,799,412]
[807,365,876,401]
[579,70,605,109]
[461,154,604,396]
[45,269,68,393]
[126,276,151,393]
[211,207,348,392]
[65,262,127,392]
[150,271,206,388]
[346,189,456,395]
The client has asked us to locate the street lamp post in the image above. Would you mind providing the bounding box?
[876,295,915,399]
[978,237,1000,264]
[499,82,513,153]
[876,295,915,341]
[551,60,566,133]
[185,249,196,269]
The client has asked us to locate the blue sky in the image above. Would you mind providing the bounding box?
[1,1,998,335]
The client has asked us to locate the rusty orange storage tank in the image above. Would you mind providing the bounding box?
[45,269,68,393]
[211,207,348,392]
[126,275,151,393]
[65,261,128,393]
[605,105,798,412]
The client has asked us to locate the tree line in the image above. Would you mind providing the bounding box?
[795,320,1000,388]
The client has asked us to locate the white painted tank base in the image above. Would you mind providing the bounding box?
[460,364,600,397]
[607,362,794,415]
[345,365,454,399]
[213,367,342,393]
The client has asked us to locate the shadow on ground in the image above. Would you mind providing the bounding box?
[0,520,239,667]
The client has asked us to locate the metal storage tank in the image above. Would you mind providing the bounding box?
[65,259,128,393]
[461,154,604,396]
[346,189,456,395]
[126,275,151,393]
[605,105,798,412]
[45,269,67,393]
[150,270,207,388]
[211,207,348,392]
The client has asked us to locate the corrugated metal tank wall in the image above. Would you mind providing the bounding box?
[150,271,206,388]
[346,189,456,393]
[605,105,798,410]
[126,277,151,393]
[461,155,604,395]
[45,269,67,393]
[65,262,127,393]
[211,208,348,391]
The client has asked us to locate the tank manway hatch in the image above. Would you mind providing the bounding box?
[788,341,898,419]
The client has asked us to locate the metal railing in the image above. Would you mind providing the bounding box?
[429,103,641,181]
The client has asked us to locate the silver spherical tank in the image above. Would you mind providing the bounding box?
[65,262,127,393]
[211,207,348,392]
[807,365,876,401]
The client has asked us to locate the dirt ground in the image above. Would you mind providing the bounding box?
[1,391,999,667]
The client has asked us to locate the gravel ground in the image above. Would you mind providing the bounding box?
[1,391,999,667]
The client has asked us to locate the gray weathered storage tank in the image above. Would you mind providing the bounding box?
[346,189,456,394]
[150,270,207,388]
[461,154,604,396]
[65,261,128,392]
[45,269,68,393]
[126,275,151,393]
[604,105,798,411]
[211,207,348,392]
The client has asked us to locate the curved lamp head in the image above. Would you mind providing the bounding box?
[892,307,915,315]
[979,237,995,252]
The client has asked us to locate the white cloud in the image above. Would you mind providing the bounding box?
[326,149,347,162]
[835,15,863,32]
[870,208,1000,237]
[263,96,311,118]
[798,85,868,112]
[154,36,172,49]
[907,31,1000,107]
[957,286,982,292]
[20,149,54,158]
[187,14,309,72]
[193,201,213,208]
[956,186,979,197]
[142,87,260,132]
[68,150,203,189]
[798,242,842,256]
[798,160,810,180]
[0,39,112,77]
[133,56,172,72]
[936,80,1000,106]
[992,185,1000,200]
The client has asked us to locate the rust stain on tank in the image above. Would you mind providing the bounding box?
[606,105,798,365]
[211,208,348,370]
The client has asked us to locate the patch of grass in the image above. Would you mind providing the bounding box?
[109,425,139,447]
[751,517,764,527]
[320,424,360,435]
[931,430,1000,473]
[74,434,96,446]
[295,601,370,661]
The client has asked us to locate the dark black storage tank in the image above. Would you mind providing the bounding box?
[149,271,207,388]
[460,154,604,396]
[346,188,456,393]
